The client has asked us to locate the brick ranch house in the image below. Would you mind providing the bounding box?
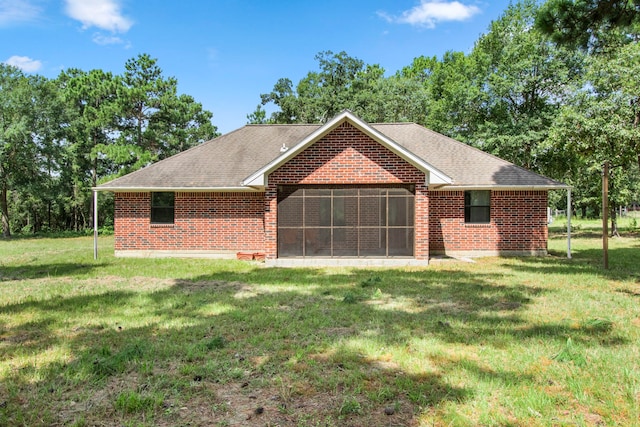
[96,110,568,266]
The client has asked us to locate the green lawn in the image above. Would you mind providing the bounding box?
[1,223,639,426]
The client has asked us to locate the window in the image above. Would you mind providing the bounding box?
[151,192,175,224]
[465,190,490,223]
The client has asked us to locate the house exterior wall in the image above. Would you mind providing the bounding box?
[111,123,550,260]
[264,122,429,259]
[114,191,264,254]
[429,190,549,256]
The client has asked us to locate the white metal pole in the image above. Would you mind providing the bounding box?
[567,188,572,259]
[93,190,98,260]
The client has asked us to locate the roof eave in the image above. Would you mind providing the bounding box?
[433,184,571,191]
[93,186,264,193]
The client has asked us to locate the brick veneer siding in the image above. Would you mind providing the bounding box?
[429,190,549,255]
[114,192,264,252]
[264,122,429,259]
[113,123,550,260]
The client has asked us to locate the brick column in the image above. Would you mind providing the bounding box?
[264,185,278,259]
[414,184,429,260]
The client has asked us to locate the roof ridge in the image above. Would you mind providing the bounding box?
[245,123,321,127]
[371,122,416,126]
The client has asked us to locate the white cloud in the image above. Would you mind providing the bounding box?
[65,0,132,33]
[379,0,481,29]
[4,55,42,72]
[92,32,127,46]
[0,0,42,26]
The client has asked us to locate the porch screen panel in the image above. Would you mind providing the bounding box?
[277,188,304,256]
[277,186,414,258]
[278,229,303,257]
[333,193,358,256]
[305,228,331,256]
[358,189,383,256]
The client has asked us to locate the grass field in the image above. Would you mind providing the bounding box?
[1,220,639,426]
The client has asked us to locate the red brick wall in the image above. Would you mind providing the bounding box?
[113,122,549,259]
[114,192,264,251]
[265,122,429,259]
[429,190,548,254]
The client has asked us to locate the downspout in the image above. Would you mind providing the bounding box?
[567,188,571,259]
[93,190,98,260]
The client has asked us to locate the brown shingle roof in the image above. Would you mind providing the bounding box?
[374,123,565,188]
[97,113,565,191]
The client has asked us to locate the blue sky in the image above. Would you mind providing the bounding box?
[2,0,513,134]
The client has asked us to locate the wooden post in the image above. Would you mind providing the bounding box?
[93,190,98,260]
[602,161,609,269]
[567,188,572,259]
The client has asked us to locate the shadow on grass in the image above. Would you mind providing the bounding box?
[509,246,640,281]
[0,283,469,425]
[0,265,630,426]
[0,262,100,280]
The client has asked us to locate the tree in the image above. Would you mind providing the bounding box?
[114,54,217,175]
[56,69,121,230]
[1,54,218,235]
[589,41,640,168]
[30,76,67,233]
[538,0,640,233]
[536,0,640,52]
[351,73,429,124]
[400,51,486,141]
[469,0,581,172]
[247,104,268,124]
[299,50,366,122]
[546,42,640,234]
[536,0,640,168]
[260,50,437,126]
[260,51,381,124]
[0,65,59,237]
[149,93,217,156]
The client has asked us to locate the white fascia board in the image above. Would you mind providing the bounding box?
[242,110,453,186]
[432,184,571,191]
[93,186,264,193]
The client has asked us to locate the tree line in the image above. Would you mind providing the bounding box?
[1,0,639,238]
[1,54,217,237]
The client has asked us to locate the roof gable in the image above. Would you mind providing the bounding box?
[242,110,452,188]
[268,121,430,185]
